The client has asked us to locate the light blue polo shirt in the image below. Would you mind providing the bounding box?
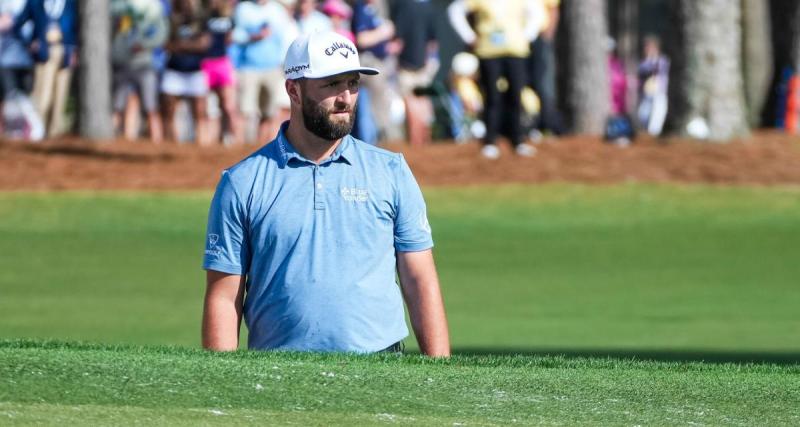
[203,124,433,352]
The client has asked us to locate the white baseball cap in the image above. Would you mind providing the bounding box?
[284,31,379,80]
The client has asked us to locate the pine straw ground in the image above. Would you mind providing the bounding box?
[1,131,799,190]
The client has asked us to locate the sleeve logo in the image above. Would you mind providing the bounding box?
[205,234,222,257]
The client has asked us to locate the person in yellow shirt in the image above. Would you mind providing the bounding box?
[448,0,542,159]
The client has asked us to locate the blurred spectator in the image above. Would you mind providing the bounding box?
[162,0,212,145]
[111,0,167,143]
[448,0,541,159]
[391,0,438,146]
[202,0,243,145]
[448,51,484,142]
[232,0,296,143]
[527,0,563,139]
[29,0,79,138]
[609,41,626,117]
[1,0,47,139]
[637,34,669,136]
[605,38,634,146]
[152,0,171,73]
[351,0,399,141]
[274,0,294,13]
[294,0,332,35]
[321,0,353,43]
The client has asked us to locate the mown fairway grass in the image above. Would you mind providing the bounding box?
[1,185,800,424]
[1,184,799,354]
[2,340,799,426]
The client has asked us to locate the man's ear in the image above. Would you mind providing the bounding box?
[286,79,302,105]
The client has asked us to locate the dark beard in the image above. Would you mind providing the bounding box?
[302,94,356,141]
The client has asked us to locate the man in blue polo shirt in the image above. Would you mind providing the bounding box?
[202,31,450,356]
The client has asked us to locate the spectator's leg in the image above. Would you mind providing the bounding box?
[530,37,562,135]
[479,58,502,146]
[360,53,394,140]
[112,68,128,137]
[139,69,163,144]
[162,94,179,142]
[218,84,243,145]
[258,76,273,144]
[648,92,668,136]
[146,111,163,144]
[191,95,210,146]
[637,96,652,130]
[505,57,527,147]
[31,45,65,133]
[398,68,432,146]
[404,93,433,146]
[262,69,289,142]
[237,70,259,144]
[209,57,243,145]
[48,64,73,137]
[124,93,141,141]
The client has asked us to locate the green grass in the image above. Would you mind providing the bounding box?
[1,184,799,356]
[1,339,799,426]
[2,185,800,424]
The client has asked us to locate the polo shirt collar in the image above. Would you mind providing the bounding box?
[274,122,354,167]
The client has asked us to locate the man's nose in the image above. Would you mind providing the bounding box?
[337,88,355,105]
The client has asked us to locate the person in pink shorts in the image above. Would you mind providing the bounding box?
[201,0,243,145]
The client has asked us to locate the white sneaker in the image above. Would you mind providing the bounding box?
[481,144,500,160]
[515,142,537,157]
[528,129,543,144]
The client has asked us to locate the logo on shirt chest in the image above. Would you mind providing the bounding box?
[340,187,368,202]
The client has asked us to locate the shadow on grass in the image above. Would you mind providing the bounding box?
[453,347,800,365]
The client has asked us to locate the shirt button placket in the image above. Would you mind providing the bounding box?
[314,166,325,210]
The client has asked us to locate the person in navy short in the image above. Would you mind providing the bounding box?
[201,31,450,356]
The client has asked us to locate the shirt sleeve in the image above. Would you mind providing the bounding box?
[447,0,476,46]
[392,155,434,252]
[230,4,250,45]
[351,6,370,34]
[202,171,250,275]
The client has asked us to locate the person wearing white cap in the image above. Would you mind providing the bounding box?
[201,31,450,357]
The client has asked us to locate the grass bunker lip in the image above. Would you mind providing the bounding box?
[2,339,799,426]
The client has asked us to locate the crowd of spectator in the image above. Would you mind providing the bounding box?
[0,0,671,159]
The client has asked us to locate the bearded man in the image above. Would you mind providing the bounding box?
[201,31,450,356]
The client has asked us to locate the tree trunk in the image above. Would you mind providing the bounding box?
[667,0,749,141]
[741,0,773,128]
[561,0,609,135]
[79,0,113,140]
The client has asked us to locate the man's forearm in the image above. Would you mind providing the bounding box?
[202,273,245,351]
[397,250,450,357]
[202,295,241,350]
[405,278,450,357]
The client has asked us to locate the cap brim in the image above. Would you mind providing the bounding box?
[306,67,380,79]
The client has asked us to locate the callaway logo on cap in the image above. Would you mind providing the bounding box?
[284,31,379,80]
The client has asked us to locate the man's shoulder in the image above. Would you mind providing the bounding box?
[348,137,405,168]
[222,143,278,185]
